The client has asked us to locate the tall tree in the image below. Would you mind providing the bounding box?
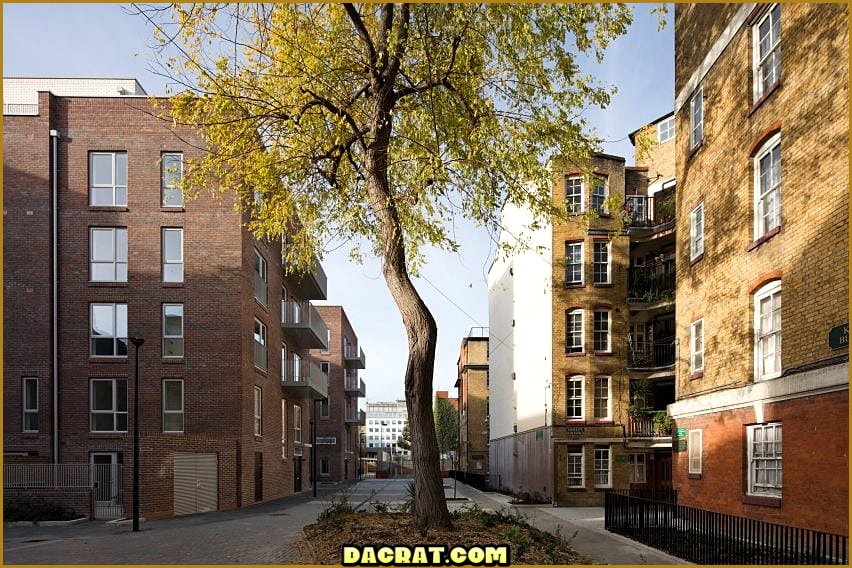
[138,2,632,531]
[433,397,459,456]
[397,423,412,452]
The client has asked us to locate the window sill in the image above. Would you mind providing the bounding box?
[746,225,781,252]
[594,351,614,357]
[593,283,613,288]
[565,283,586,289]
[688,473,702,480]
[688,141,704,160]
[742,494,781,508]
[89,281,128,287]
[690,371,704,380]
[747,80,782,118]
[565,352,586,357]
[88,206,128,212]
[564,419,585,425]
[162,358,184,364]
[566,487,587,492]
[254,297,269,312]
[88,357,128,364]
[162,282,184,288]
[160,207,185,213]
[689,253,705,267]
[89,432,128,437]
[254,366,268,376]
[163,431,184,435]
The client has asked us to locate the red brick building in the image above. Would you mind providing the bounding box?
[3,77,332,518]
[669,5,848,535]
[311,305,366,483]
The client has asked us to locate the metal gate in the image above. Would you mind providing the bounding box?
[91,453,124,520]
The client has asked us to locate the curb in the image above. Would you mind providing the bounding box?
[5,517,88,527]
[300,529,318,563]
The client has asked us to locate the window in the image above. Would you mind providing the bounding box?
[565,176,583,212]
[293,352,302,381]
[566,375,584,420]
[90,303,128,357]
[162,228,184,283]
[320,457,330,476]
[594,446,611,487]
[293,404,302,444]
[253,319,267,370]
[254,250,267,305]
[753,4,781,101]
[162,379,184,432]
[593,376,610,420]
[689,87,703,150]
[162,304,184,358]
[253,386,262,436]
[754,280,782,380]
[630,323,646,353]
[593,310,611,353]
[161,153,183,207]
[591,176,608,214]
[89,152,127,206]
[754,134,781,239]
[565,242,583,285]
[320,396,330,419]
[629,454,646,484]
[593,241,610,284]
[567,448,584,488]
[90,379,127,432]
[23,377,38,432]
[748,422,782,497]
[90,228,127,282]
[281,401,288,458]
[690,202,704,260]
[565,309,584,353]
[688,429,702,474]
[690,319,704,373]
[657,116,675,144]
[321,329,331,353]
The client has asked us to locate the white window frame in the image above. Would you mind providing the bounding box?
[566,309,584,354]
[567,449,584,488]
[753,133,781,240]
[592,241,611,284]
[657,116,675,144]
[161,152,183,207]
[90,303,128,358]
[593,445,611,488]
[593,376,611,421]
[593,309,611,353]
[162,303,184,358]
[89,151,127,206]
[281,401,288,458]
[90,227,128,282]
[566,375,584,421]
[690,202,704,260]
[565,242,584,285]
[747,422,782,497]
[293,404,302,444]
[689,87,703,150]
[690,319,704,373]
[253,386,262,436]
[254,250,267,305]
[591,175,608,214]
[253,319,267,370]
[23,377,38,432]
[162,228,184,283]
[628,454,647,484]
[90,378,127,433]
[293,352,302,381]
[754,280,782,380]
[565,175,584,213]
[162,379,184,433]
[752,4,781,102]
[688,429,702,474]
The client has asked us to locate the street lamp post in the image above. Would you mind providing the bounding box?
[129,337,145,532]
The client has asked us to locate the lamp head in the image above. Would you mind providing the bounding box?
[130,337,145,348]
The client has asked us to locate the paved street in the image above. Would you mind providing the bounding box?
[4,479,685,564]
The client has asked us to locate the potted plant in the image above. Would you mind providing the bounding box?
[652,411,673,436]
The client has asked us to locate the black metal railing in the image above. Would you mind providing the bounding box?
[605,491,847,565]
[625,190,676,228]
[628,340,676,368]
[628,263,675,303]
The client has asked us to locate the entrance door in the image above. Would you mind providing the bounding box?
[174,452,218,516]
[91,452,123,520]
[254,452,263,502]
[294,457,303,492]
[655,453,672,490]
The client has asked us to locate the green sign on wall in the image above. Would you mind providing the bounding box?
[829,323,849,350]
[615,454,628,463]
[535,430,543,441]
[676,427,686,437]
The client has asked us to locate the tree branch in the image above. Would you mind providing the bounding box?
[343,3,378,80]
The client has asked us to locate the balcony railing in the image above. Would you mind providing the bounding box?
[3,103,39,116]
[345,377,366,397]
[627,262,675,303]
[344,345,366,369]
[625,189,675,228]
[281,359,328,399]
[345,409,366,425]
[627,411,673,437]
[282,255,328,301]
[628,340,676,369]
[281,300,329,350]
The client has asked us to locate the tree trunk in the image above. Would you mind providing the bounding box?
[363,108,452,532]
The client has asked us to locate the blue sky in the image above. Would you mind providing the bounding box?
[4,4,674,404]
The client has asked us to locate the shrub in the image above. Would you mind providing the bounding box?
[4,498,78,522]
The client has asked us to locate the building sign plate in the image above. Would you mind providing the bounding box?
[829,323,848,350]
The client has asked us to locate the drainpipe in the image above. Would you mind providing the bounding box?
[50,129,60,464]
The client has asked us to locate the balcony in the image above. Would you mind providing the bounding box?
[345,409,366,425]
[627,340,676,370]
[281,359,328,399]
[345,377,366,397]
[344,346,366,369]
[282,256,328,301]
[628,410,673,438]
[627,262,675,304]
[281,300,328,350]
[625,188,675,229]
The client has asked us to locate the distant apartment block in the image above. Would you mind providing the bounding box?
[365,400,409,458]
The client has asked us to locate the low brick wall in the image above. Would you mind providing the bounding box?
[5,488,92,519]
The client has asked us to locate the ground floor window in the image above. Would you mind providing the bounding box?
[567,447,584,488]
[748,422,782,497]
[594,445,611,487]
[628,453,646,484]
[320,457,330,476]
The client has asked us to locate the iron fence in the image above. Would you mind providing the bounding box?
[605,491,847,564]
[628,340,676,368]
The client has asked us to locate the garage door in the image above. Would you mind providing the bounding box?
[174,453,218,516]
